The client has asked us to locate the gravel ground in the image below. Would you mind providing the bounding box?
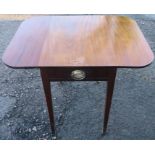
[0,15,155,140]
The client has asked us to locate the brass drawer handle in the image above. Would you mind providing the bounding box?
[71,70,86,80]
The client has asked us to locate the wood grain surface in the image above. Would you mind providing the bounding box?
[2,15,154,68]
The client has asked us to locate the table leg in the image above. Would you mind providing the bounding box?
[40,69,56,139]
[103,69,117,134]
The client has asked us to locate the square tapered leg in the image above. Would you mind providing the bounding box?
[40,69,57,139]
[103,69,116,134]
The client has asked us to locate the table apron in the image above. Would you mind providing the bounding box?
[40,67,117,81]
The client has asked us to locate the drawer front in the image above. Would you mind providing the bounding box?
[41,67,116,81]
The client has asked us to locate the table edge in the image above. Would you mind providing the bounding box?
[2,54,154,69]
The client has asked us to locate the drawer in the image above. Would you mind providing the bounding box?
[41,67,116,81]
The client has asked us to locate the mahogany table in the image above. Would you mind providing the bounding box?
[2,15,154,139]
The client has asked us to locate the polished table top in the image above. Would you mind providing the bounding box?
[2,15,154,68]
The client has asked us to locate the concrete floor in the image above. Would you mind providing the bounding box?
[0,15,155,140]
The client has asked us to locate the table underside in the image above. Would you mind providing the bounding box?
[40,67,117,138]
